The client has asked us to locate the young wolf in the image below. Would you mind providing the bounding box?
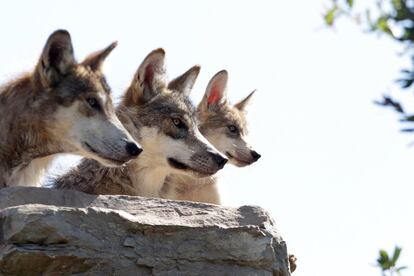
[0,30,142,188]
[55,49,227,196]
[161,70,261,204]
[161,71,298,273]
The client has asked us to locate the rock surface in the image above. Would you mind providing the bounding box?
[0,187,290,275]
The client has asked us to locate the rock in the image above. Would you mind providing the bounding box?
[0,187,291,275]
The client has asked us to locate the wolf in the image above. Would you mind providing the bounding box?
[159,71,298,274]
[54,48,227,196]
[0,30,142,188]
[160,70,261,204]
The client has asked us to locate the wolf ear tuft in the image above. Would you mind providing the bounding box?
[234,90,256,111]
[125,48,166,105]
[168,65,200,95]
[200,70,228,112]
[82,41,117,72]
[36,29,76,87]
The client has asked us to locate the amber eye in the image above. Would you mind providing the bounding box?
[172,118,185,129]
[86,97,100,110]
[172,118,181,126]
[228,125,239,133]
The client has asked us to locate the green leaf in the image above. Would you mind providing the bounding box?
[347,0,354,8]
[402,115,414,122]
[376,16,392,35]
[380,250,389,262]
[391,246,402,266]
[377,249,390,269]
[324,6,339,26]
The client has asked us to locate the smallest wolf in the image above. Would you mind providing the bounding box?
[0,30,142,188]
[161,70,261,204]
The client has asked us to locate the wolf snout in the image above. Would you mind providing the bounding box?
[125,142,142,157]
[210,152,228,169]
[250,150,261,162]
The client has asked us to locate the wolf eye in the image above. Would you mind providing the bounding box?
[228,125,239,133]
[86,97,100,110]
[172,118,185,129]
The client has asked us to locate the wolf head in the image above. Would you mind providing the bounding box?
[198,70,261,167]
[119,49,227,177]
[33,30,142,166]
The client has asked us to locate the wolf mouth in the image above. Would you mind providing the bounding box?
[167,158,215,177]
[167,158,189,170]
[225,151,251,166]
[83,142,125,166]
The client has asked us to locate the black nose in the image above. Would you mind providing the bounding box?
[125,142,142,157]
[210,153,228,169]
[251,150,261,162]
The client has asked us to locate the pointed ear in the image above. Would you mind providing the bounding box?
[81,41,117,71]
[168,65,200,95]
[124,48,166,105]
[234,89,256,111]
[200,70,228,112]
[35,29,76,87]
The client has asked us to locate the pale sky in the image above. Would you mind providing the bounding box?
[0,1,413,275]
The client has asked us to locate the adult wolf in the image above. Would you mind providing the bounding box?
[161,70,261,204]
[0,30,141,188]
[55,49,227,196]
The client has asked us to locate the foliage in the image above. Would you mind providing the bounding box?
[323,0,414,131]
[376,246,407,276]
[323,5,409,276]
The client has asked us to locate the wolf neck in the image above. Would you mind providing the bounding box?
[1,114,57,187]
[0,75,57,187]
[7,155,55,187]
[128,160,170,197]
[116,111,172,197]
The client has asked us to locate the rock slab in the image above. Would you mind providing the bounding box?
[0,187,290,275]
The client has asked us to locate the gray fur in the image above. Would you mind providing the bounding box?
[0,30,139,188]
[55,49,226,196]
[161,71,260,204]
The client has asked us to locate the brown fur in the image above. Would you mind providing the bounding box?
[161,70,260,204]
[289,254,297,273]
[0,30,139,188]
[55,49,226,196]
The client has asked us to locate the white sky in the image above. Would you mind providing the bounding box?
[0,1,413,275]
